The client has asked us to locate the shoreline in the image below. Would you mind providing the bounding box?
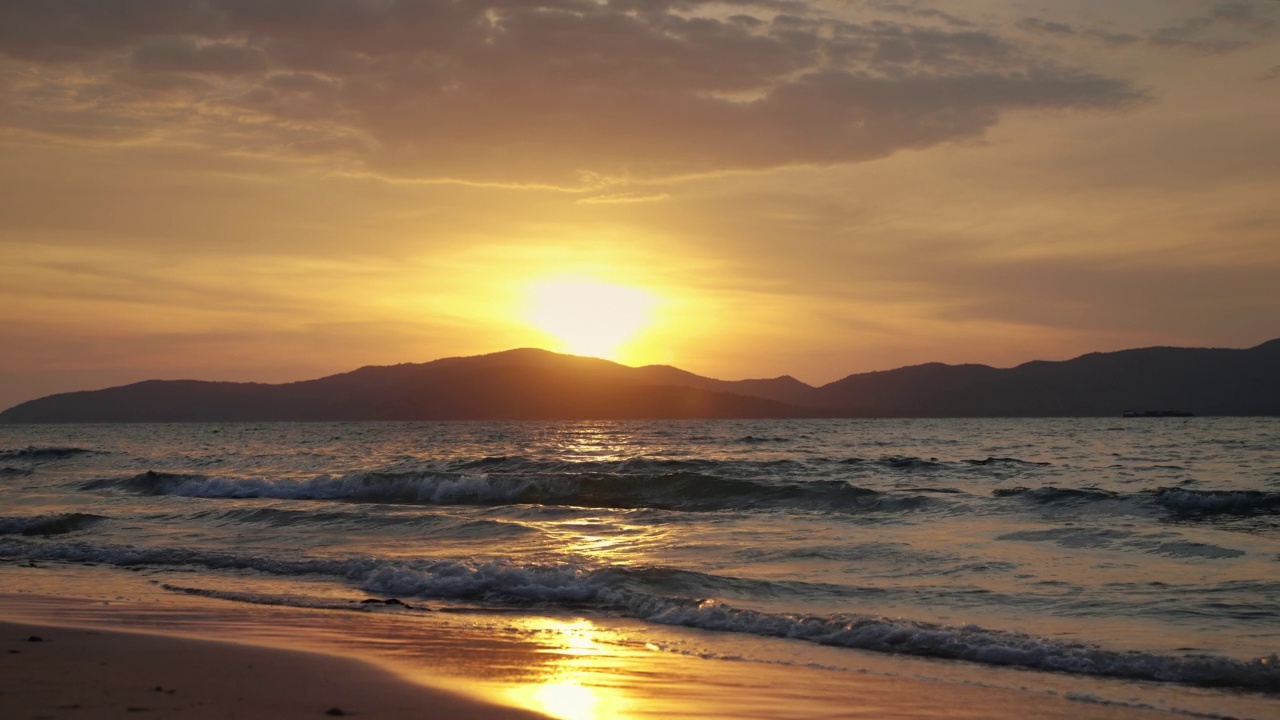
[1,583,1246,720]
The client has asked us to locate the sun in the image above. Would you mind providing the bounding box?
[524,277,656,360]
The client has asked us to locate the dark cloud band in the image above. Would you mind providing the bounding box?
[0,0,1142,186]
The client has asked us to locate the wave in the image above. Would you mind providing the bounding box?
[435,453,1054,480]
[839,455,943,470]
[994,487,1120,504]
[429,454,1047,477]
[965,457,1051,466]
[996,486,1280,518]
[997,527,1246,559]
[1154,488,1280,516]
[86,470,935,514]
[0,513,105,536]
[445,456,809,476]
[0,467,34,477]
[82,467,1280,519]
[207,507,535,538]
[0,446,98,461]
[2,537,1276,693]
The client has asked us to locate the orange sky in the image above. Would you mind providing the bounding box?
[2,1,1278,410]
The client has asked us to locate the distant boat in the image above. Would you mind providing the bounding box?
[1122,410,1195,418]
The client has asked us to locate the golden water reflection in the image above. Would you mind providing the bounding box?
[507,424,659,718]
[527,680,600,720]
[501,617,634,720]
[541,423,675,567]
[549,422,652,463]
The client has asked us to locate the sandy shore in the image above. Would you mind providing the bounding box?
[0,620,548,720]
[3,577,1272,720]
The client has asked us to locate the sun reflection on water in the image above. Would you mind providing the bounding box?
[501,617,629,720]
[548,422,648,463]
[535,422,675,567]
[499,424,655,719]
[527,680,600,720]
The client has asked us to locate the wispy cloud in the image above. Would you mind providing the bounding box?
[578,192,671,204]
[1018,0,1278,55]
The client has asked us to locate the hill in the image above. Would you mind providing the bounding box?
[805,339,1280,417]
[0,349,808,422]
[1,339,1277,422]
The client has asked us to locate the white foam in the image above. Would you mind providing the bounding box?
[2,537,1277,693]
[1155,488,1280,515]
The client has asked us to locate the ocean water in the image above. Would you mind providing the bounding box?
[2,418,1278,715]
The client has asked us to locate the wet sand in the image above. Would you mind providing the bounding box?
[6,560,1271,720]
[1,619,549,720]
[0,586,1214,720]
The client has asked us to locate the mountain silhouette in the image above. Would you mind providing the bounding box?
[804,339,1280,416]
[1,340,1277,422]
[0,349,806,422]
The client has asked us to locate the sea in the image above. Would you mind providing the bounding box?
[1,418,1278,718]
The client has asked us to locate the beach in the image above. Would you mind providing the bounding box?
[2,419,1278,719]
[1,576,1267,720]
[1,618,549,720]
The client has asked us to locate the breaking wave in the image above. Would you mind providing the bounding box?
[86,470,935,514]
[1154,488,1280,516]
[1,537,1277,693]
[997,486,1280,518]
[200,507,537,539]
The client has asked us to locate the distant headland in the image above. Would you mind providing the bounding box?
[2,339,1278,422]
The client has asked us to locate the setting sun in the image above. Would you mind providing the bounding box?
[524,278,657,359]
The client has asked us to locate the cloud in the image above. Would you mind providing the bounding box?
[0,0,1143,187]
[1210,1,1277,30]
[1019,1,1278,55]
[578,192,671,204]
[1016,18,1077,37]
[132,37,267,75]
[870,3,975,28]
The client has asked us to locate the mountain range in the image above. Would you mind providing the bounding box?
[2,339,1278,422]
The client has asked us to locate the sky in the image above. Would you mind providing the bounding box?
[1,0,1278,410]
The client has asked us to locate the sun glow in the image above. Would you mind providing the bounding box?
[524,277,657,360]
